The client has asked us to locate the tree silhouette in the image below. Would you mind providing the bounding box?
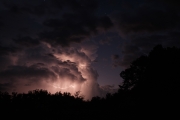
[118,45,180,118]
[120,45,180,96]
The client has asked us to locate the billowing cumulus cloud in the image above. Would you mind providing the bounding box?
[0,0,114,100]
[0,40,103,99]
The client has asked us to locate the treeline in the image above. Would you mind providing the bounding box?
[0,89,143,119]
[0,90,87,119]
[0,88,177,119]
[1,45,180,119]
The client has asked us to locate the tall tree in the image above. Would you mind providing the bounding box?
[120,45,180,96]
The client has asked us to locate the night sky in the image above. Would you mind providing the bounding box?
[0,0,180,100]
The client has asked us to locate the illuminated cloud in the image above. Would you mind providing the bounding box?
[0,40,106,100]
[0,0,114,100]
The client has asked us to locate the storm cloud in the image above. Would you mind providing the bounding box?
[0,0,114,100]
[1,0,180,99]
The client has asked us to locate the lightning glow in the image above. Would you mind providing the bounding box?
[51,84,76,89]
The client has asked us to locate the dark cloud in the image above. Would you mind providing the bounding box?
[0,64,56,91]
[155,0,180,8]
[99,37,112,45]
[0,45,21,55]
[0,65,56,80]
[13,36,40,47]
[40,14,113,47]
[121,45,139,54]
[111,54,119,60]
[99,16,113,30]
[2,0,63,15]
[0,83,13,91]
[114,7,180,35]
[0,56,12,71]
[0,0,113,47]
[110,0,180,68]
[65,0,98,13]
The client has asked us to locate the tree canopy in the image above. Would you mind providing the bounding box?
[120,45,180,96]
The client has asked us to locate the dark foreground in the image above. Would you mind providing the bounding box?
[0,89,179,120]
